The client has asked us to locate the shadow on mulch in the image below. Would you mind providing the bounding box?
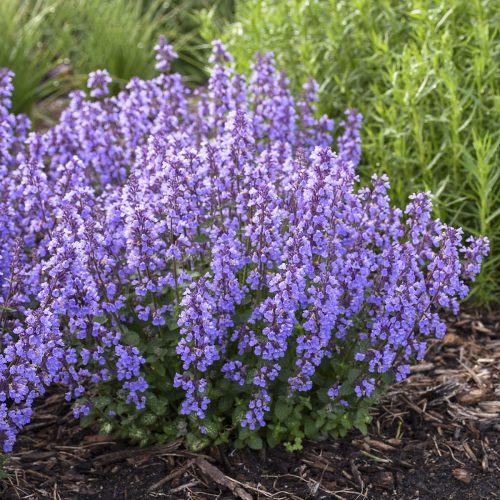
[1,311,499,499]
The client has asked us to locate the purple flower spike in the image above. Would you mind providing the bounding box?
[154,35,178,73]
[87,69,112,98]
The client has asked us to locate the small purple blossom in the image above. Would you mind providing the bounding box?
[154,35,178,73]
[87,69,112,98]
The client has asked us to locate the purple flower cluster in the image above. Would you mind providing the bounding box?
[0,40,488,451]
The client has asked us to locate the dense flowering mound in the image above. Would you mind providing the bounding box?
[0,39,488,452]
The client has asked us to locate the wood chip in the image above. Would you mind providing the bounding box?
[410,363,435,373]
[93,441,181,467]
[83,434,115,444]
[457,388,487,405]
[443,333,462,345]
[195,457,252,500]
[349,459,363,489]
[148,459,195,492]
[373,471,394,490]
[478,401,500,414]
[364,438,397,452]
[452,468,472,484]
[462,442,477,462]
[471,322,494,336]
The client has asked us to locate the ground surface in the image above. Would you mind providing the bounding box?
[1,310,499,499]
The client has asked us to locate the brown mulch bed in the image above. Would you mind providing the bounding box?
[1,311,498,499]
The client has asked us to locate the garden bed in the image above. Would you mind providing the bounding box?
[2,311,498,499]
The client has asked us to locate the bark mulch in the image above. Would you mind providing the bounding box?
[1,310,498,499]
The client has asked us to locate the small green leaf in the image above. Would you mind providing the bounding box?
[238,426,251,441]
[274,400,292,422]
[194,233,210,243]
[123,329,141,347]
[79,414,96,427]
[218,396,234,413]
[214,431,230,445]
[284,436,303,452]
[148,396,168,417]
[267,432,281,448]
[162,422,179,438]
[140,413,157,427]
[233,439,245,449]
[304,418,319,438]
[129,426,147,441]
[167,318,179,331]
[233,405,247,424]
[355,421,368,434]
[116,403,128,416]
[202,417,220,439]
[94,396,112,409]
[186,432,210,452]
[234,309,252,324]
[347,368,361,384]
[246,434,263,450]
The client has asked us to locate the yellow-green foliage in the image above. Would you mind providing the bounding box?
[210,0,500,304]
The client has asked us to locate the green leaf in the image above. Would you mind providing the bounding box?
[246,434,263,450]
[274,400,292,422]
[123,329,141,347]
[162,422,179,439]
[284,437,303,452]
[317,390,330,404]
[167,318,179,331]
[233,439,245,449]
[152,363,166,377]
[218,396,234,413]
[233,405,247,424]
[100,422,113,434]
[202,417,220,440]
[346,368,361,384]
[214,431,230,446]
[238,426,251,441]
[148,396,168,417]
[186,432,210,452]
[79,414,96,427]
[355,421,368,434]
[234,309,252,324]
[129,426,147,441]
[140,413,157,427]
[94,396,112,409]
[194,233,210,243]
[266,432,281,448]
[315,414,326,429]
[304,418,319,439]
[115,402,129,416]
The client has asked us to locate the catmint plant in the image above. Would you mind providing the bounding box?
[0,40,488,453]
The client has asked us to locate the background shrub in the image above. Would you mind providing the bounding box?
[206,0,500,305]
[50,0,226,87]
[0,0,235,117]
[0,0,69,115]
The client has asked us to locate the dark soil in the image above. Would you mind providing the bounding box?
[1,310,499,499]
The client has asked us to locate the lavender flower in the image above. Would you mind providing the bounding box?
[0,38,488,451]
[87,70,112,98]
[154,35,178,73]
